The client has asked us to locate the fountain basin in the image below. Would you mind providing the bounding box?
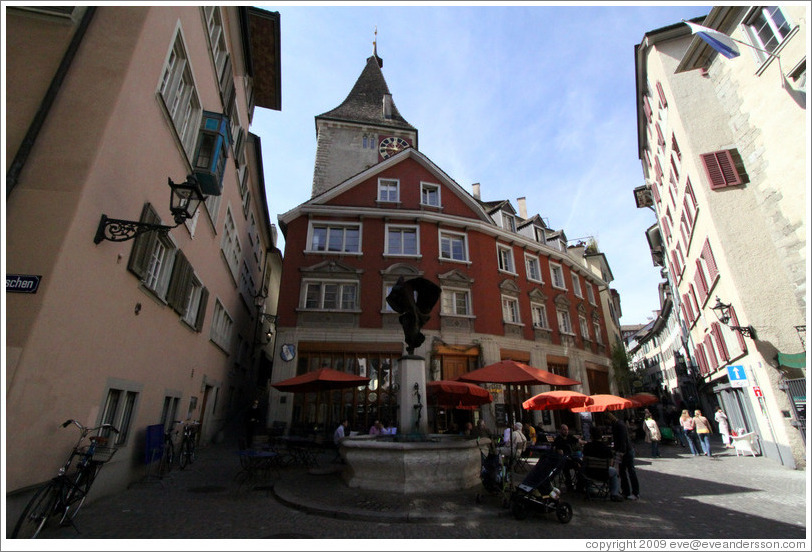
[340,435,487,494]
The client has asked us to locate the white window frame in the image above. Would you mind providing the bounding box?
[586,283,596,305]
[301,280,359,311]
[571,273,582,298]
[441,287,472,316]
[743,7,793,63]
[525,254,543,283]
[377,178,400,203]
[420,182,441,207]
[579,315,590,339]
[593,320,603,345]
[158,28,202,158]
[439,230,469,263]
[531,303,549,329]
[502,212,516,232]
[550,262,566,290]
[307,221,362,254]
[501,295,521,324]
[221,207,241,282]
[385,223,420,257]
[100,387,140,446]
[557,309,574,335]
[496,244,516,274]
[182,274,205,327]
[211,298,234,352]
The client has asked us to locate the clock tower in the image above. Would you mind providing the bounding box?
[311,44,418,197]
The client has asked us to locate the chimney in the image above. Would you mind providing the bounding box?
[472,183,481,199]
[517,197,527,219]
[382,93,393,119]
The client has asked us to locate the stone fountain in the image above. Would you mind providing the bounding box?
[339,277,485,493]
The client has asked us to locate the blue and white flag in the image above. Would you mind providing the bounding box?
[684,21,741,59]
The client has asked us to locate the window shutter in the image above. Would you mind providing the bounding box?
[728,306,748,354]
[711,322,730,362]
[655,123,665,147]
[643,95,652,122]
[682,293,694,321]
[683,197,694,227]
[701,239,719,281]
[127,203,161,280]
[654,157,663,182]
[651,181,661,204]
[671,135,681,160]
[166,250,192,315]
[701,150,742,189]
[694,261,709,303]
[689,285,700,322]
[656,81,667,107]
[695,345,709,376]
[194,287,209,332]
[704,334,718,370]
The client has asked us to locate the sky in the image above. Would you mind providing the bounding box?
[250,2,713,326]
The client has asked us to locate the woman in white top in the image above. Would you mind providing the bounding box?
[715,407,732,448]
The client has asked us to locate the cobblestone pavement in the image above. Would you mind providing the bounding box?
[4,436,808,547]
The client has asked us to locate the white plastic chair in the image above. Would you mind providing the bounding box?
[731,431,758,457]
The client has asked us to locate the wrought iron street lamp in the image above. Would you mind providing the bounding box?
[94,176,206,244]
[711,296,757,339]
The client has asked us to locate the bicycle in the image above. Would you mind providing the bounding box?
[11,419,119,538]
[178,420,200,470]
[158,420,181,477]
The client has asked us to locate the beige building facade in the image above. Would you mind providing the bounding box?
[5,5,282,504]
[634,6,807,468]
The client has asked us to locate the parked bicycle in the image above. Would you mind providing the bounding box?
[158,420,181,477]
[11,419,119,538]
[178,420,200,470]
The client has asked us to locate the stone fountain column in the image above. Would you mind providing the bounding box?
[397,355,429,435]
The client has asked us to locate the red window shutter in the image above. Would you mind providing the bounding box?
[671,134,681,160]
[683,196,694,227]
[728,306,748,354]
[671,251,680,274]
[695,345,709,376]
[681,303,689,325]
[682,293,694,321]
[711,322,730,362]
[654,157,664,181]
[704,334,719,370]
[651,181,661,204]
[702,239,719,281]
[643,95,652,122]
[701,150,742,189]
[656,81,668,107]
[695,261,709,303]
[689,285,700,321]
[685,178,697,208]
[662,219,672,245]
[655,123,665,146]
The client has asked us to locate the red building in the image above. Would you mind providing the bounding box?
[269,48,618,437]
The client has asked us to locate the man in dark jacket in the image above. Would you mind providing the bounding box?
[607,412,639,500]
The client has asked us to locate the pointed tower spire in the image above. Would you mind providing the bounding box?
[373,26,382,68]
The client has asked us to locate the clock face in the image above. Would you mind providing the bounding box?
[379,137,410,159]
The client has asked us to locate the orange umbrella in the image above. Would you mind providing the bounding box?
[627,392,659,406]
[571,394,637,413]
[457,360,580,386]
[522,390,593,411]
[272,368,370,393]
[427,380,493,409]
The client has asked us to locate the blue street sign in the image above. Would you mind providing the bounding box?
[727,365,749,388]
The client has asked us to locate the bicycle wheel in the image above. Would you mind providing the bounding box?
[159,442,174,476]
[11,481,61,538]
[60,466,94,526]
[188,439,196,465]
[179,438,191,469]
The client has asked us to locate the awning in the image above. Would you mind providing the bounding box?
[777,352,806,369]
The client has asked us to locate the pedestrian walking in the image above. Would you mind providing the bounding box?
[643,412,662,458]
[715,407,733,448]
[607,411,639,500]
[693,409,713,457]
[679,409,700,456]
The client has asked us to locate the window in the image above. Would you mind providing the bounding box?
[502,213,516,232]
[579,315,590,339]
[161,396,181,431]
[309,223,361,254]
[221,208,241,281]
[385,224,419,256]
[586,283,596,305]
[127,204,177,299]
[655,81,668,108]
[550,263,566,289]
[593,320,603,344]
[744,7,793,62]
[421,183,441,207]
[497,244,515,273]
[210,298,234,351]
[557,309,573,334]
[159,31,202,157]
[203,7,229,83]
[378,178,399,202]
[571,273,582,298]
[531,303,549,329]
[701,150,742,189]
[439,230,468,262]
[534,227,546,244]
[100,387,139,445]
[525,255,542,282]
[700,238,720,284]
[501,296,521,324]
[441,288,471,316]
[303,281,358,311]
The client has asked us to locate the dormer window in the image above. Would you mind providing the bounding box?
[502,213,516,232]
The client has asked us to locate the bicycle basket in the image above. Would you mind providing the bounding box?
[80,443,118,463]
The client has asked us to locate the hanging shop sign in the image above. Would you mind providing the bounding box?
[6,274,42,294]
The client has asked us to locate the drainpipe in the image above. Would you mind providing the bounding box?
[6,6,97,198]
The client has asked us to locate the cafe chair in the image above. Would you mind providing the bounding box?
[579,456,611,501]
[731,430,758,457]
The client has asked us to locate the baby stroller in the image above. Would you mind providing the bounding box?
[509,452,573,523]
[475,439,511,507]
